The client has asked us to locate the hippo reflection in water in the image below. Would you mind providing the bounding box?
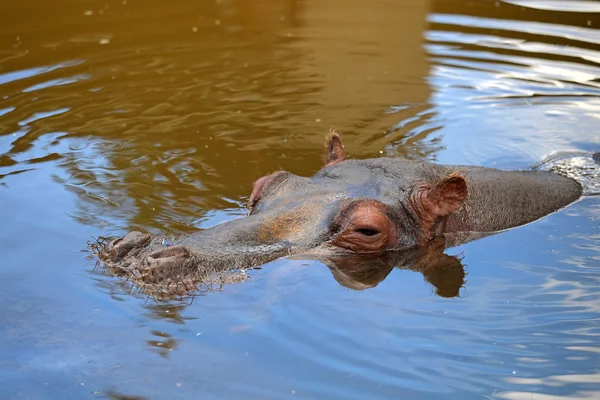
[92,130,585,299]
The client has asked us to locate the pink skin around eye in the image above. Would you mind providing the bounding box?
[247,171,287,212]
[248,175,271,212]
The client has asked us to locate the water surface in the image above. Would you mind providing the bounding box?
[1,0,599,399]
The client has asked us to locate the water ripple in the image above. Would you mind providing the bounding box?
[0,60,83,86]
[429,13,600,45]
[503,0,600,13]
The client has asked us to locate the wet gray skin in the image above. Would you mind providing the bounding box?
[93,131,584,299]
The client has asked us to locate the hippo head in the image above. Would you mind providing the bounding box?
[244,130,468,252]
[96,131,469,298]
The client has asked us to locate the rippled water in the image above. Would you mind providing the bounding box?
[1,0,599,399]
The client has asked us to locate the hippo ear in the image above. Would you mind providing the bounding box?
[324,129,347,166]
[420,174,468,217]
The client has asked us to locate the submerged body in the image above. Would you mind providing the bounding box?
[93,131,583,298]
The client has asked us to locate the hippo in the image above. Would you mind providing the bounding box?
[92,130,586,299]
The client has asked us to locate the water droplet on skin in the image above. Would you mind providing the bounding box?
[315,118,321,122]
[84,10,93,15]
[192,26,198,32]
[99,38,110,45]
[215,20,221,25]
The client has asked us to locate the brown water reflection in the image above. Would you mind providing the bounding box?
[1,0,435,234]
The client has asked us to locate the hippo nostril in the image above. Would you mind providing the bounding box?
[108,238,126,261]
[104,231,151,262]
[149,246,190,259]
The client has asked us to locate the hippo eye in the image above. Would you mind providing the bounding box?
[355,228,379,237]
[331,199,396,253]
[247,198,259,215]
